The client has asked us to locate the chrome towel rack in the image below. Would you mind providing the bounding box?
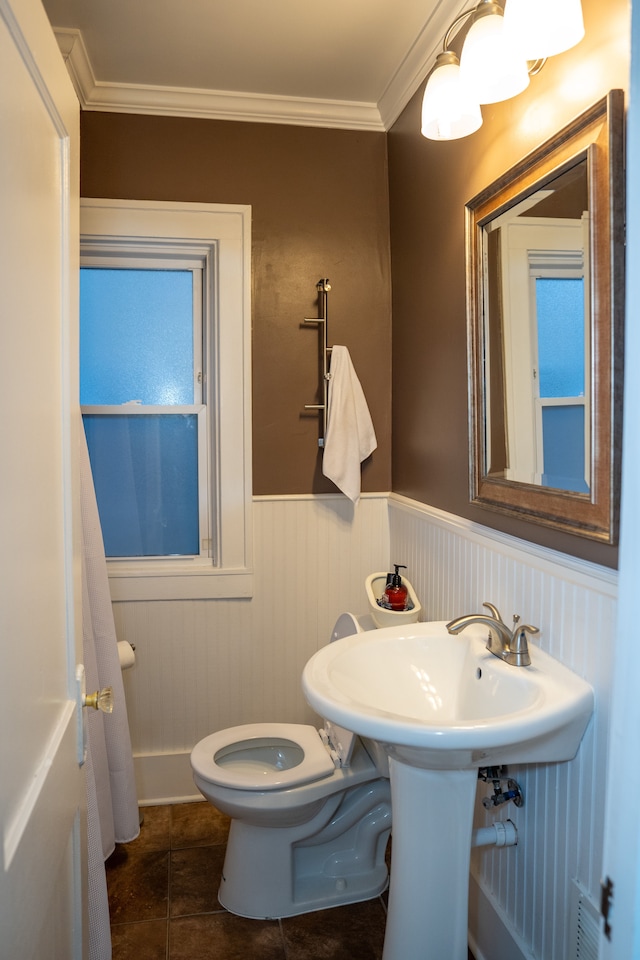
[304,278,332,448]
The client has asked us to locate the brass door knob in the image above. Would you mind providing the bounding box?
[83,686,114,714]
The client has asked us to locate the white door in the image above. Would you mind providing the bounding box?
[599,4,640,956]
[0,0,83,957]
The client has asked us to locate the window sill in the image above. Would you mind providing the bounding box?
[106,563,254,601]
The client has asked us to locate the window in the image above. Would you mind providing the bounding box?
[81,265,205,559]
[80,199,252,600]
[534,275,589,492]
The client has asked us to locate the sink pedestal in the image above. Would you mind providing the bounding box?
[383,759,478,960]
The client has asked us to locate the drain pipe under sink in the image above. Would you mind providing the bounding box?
[472,819,517,849]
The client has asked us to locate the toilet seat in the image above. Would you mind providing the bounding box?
[191,722,338,791]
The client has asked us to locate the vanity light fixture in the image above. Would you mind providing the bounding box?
[459,1,531,105]
[421,0,585,141]
[421,50,483,141]
[503,0,585,60]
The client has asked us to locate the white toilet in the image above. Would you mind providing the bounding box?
[190,612,393,920]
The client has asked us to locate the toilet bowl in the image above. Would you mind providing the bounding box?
[190,612,392,920]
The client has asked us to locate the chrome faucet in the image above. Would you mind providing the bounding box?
[446,602,539,667]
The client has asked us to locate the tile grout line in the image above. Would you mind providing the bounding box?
[166,806,173,960]
[278,917,289,959]
[166,843,172,960]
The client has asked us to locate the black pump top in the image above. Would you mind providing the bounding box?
[390,563,407,587]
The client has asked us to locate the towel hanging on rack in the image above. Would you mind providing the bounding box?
[322,345,377,503]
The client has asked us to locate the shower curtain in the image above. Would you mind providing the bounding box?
[80,428,140,960]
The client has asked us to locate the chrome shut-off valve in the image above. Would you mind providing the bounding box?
[479,766,524,809]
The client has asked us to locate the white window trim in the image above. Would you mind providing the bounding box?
[80,198,252,601]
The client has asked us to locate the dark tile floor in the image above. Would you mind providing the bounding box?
[106,800,476,960]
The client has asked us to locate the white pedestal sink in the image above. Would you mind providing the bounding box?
[302,620,593,960]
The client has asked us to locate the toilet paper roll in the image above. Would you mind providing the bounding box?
[117,640,136,670]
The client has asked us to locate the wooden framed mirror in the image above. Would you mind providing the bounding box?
[466,90,625,543]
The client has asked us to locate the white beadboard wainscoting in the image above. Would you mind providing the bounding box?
[114,490,616,960]
[115,493,390,802]
[389,494,617,960]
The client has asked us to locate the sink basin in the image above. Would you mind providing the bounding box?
[302,620,594,959]
[302,620,594,770]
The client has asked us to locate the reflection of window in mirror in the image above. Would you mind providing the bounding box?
[483,159,590,493]
[535,277,588,492]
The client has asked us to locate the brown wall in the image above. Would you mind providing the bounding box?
[388,0,630,567]
[80,113,392,495]
[80,0,630,565]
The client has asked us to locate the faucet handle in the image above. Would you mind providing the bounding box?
[510,623,538,667]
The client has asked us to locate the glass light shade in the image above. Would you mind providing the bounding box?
[459,8,530,104]
[503,0,585,60]
[421,53,483,141]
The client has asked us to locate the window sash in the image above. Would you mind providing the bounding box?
[80,260,205,407]
[82,405,211,559]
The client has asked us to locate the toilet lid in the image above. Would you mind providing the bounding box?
[191,723,337,791]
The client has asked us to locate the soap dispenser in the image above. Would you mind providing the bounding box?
[384,564,409,611]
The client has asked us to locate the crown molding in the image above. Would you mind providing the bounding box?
[378,0,471,129]
[54,4,466,133]
[54,28,385,131]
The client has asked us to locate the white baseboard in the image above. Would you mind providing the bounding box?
[134,751,202,806]
[469,871,533,960]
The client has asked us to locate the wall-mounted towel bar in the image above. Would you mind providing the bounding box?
[304,278,332,448]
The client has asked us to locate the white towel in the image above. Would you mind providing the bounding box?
[322,345,377,503]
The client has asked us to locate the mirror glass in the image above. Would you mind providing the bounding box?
[483,157,589,493]
[466,91,624,542]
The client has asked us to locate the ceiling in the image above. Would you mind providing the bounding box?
[41,0,464,131]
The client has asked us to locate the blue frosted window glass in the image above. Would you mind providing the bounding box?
[536,278,584,398]
[541,405,588,493]
[83,414,200,557]
[80,268,194,405]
